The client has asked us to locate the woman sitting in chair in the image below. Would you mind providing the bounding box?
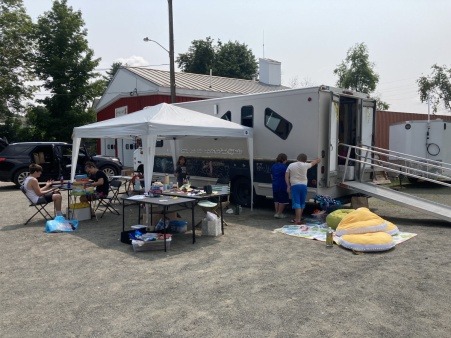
[23,164,63,216]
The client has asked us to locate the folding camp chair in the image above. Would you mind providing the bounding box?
[109,179,122,204]
[93,194,120,218]
[20,185,54,225]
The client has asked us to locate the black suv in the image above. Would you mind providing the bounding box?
[0,142,123,187]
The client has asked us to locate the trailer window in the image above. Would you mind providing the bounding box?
[221,111,231,121]
[241,106,253,127]
[136,138,162,147]
[264,108,292,140]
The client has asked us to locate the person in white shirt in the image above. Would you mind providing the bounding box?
[23,163,63,216]
[285,153,321,225]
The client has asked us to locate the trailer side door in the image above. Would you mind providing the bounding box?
[359,99,376,165]
[327,94,340,187]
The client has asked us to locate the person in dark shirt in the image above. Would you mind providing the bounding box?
[271,153,289,219]
[81,161,109,202]
[174,156,187,188]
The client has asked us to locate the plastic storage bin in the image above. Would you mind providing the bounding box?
[67,207,91,221]
[131,238,172,252]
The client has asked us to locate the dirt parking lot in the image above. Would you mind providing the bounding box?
[0,181,450,337]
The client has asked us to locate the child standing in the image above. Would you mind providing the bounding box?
[271,153,289,218]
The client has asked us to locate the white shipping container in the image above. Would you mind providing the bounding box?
[389,120,450,162]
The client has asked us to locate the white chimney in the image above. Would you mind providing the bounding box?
[259,58,281,86]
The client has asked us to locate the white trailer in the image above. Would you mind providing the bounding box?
[134,86,376,206]
[389,119,451,181]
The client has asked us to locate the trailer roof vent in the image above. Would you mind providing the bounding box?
[342,90,354,95]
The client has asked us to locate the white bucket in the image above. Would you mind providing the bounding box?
[338,165,355,181]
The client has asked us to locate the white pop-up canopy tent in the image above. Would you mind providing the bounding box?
[71,103,254,206]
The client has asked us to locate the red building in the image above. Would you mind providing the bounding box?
[94,61,287,166]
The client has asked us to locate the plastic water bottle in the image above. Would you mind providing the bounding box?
[326,227,334,247]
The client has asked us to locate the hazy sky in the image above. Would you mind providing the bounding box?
[22,0,451,114]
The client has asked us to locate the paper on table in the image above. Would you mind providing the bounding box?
[128,195,146,200]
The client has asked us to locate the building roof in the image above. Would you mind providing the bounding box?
[95,67,290,112]
[126,67,289,95]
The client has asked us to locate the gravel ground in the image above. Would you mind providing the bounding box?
[0,181,450,338]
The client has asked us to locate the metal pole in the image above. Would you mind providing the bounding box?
[168,0,176,103]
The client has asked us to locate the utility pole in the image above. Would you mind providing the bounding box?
[168,0,176,103]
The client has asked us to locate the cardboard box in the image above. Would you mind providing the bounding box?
[202,218,222,236]
[121,169,134,176]
[141,211,177,226]
[351,196,369,209]
[67,207,91,221]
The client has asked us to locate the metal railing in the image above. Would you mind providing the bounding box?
[338,143,451,188]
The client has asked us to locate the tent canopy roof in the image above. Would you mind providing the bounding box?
[73,103,252,140]
[71,103,254,208]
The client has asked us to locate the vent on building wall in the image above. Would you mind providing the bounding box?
[259,58,281,86]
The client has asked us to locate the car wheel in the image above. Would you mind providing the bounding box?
[14,168,30,187]
[100,165,117,179]
[231,176,252,207]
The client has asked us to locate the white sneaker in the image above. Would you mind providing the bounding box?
[274,213,279,218]
[275,213,287,219]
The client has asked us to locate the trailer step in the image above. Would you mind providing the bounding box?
[339,181,451,222]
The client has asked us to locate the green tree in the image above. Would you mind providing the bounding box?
[334,43,379,93]
[374,94,390,111]
[334,42,389,109]
[105,62,123,83]
[0,0,36,119]
[417,64,451,113]
[176,37,216,75]
[33,0,101,142]
[177,37,257,79]
[0,114,25,142]
[25,105,51,141]
[215,40,258,80]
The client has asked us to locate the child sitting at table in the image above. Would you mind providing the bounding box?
[23,163,63,216]
[80,162,109,202]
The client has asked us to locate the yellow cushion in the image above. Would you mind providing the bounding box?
[384,220,399,236]
[326,209,355,230]
[338,232,395,252]
[336,207,387,236]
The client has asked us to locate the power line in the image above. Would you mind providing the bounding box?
[93,63,170,72]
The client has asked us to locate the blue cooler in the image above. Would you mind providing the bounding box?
[168,220,188,233]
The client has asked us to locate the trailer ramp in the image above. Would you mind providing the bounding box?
[339,180,451,222]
